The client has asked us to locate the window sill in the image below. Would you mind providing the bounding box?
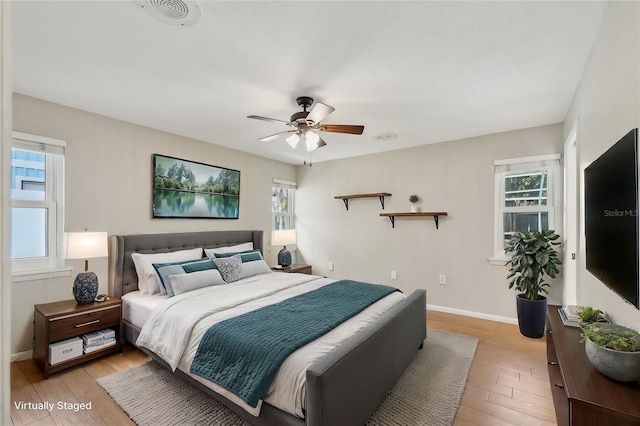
[12,267,73,283]
[488,257,509,266]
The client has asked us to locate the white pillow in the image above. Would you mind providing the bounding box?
[168,269,226,296]
[241,260,273,279]
[205,242,253,255]
[131,248,203,295]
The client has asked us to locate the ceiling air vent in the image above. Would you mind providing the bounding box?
[135,0,202,26]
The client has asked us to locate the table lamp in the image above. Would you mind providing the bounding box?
[271,229,296,268]
[66,231,108,304]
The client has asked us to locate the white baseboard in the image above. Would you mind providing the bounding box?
[427,303,518,325]
[11,350,33,363]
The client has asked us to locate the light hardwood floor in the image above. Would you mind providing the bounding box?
[10,311,557,425]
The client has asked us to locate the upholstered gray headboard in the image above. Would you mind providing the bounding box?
[108,230,263,299]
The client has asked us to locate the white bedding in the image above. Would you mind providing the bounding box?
[136,272,405,418]
[121,291,166,329]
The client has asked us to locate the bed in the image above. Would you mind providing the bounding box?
[108,230,426,426]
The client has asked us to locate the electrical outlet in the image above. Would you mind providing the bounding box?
[439,274,446,285]
[391,270,397,280]
[328,262,334,271]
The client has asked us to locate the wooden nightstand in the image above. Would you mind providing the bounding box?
[33,298,124,378]
[272,264,312,275]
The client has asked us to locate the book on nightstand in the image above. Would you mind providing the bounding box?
[82,328,116,352]
[83,338,116,353]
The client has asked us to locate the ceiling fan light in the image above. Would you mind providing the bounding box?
[286,133,300,149]
[305,131,320,151]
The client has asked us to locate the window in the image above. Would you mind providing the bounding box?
[493,154,560,260]
[272,179,296,230]
[11,132,65,272]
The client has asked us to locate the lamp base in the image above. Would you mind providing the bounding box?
[277,247,292,267]
[73,271,99,304]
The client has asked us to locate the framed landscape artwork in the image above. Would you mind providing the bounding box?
[152,154,240,219]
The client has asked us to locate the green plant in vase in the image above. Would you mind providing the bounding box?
[577,306,602,326]
[505,230,561,338]
[580,322,640,382]
[409,195,420,212]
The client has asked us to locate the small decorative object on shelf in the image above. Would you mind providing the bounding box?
[409,194,420,212]
[272,229,296,267]
[66,231,108,304]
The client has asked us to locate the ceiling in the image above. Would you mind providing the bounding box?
[11,1,607,165]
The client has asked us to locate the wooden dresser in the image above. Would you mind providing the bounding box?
[546,305,640,425]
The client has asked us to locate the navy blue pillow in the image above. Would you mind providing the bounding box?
[212,249,263,263]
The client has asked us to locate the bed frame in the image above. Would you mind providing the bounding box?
[108,230,426,426]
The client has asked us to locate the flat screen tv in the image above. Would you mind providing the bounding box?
[584,128,639,309]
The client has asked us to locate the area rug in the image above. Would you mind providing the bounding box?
[97,328,478,426]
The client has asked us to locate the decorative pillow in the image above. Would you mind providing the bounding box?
[168,269,226,296]
[205,249,263,263]
[131,248,202,295]
[240,260,273,280]
[206,242,253,255]
[212,255,243,283]
[153,258,217,297]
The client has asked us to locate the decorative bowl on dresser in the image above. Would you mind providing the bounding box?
[33,298,124,378]
[546,305,640,425]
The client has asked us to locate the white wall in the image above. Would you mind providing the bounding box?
[296,123,563,320]
[564,1,640,330]
[10,94,296,353]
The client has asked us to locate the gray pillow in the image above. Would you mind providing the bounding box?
[168,269,226,296]
[240,260,273,279]
[212,254,243,283]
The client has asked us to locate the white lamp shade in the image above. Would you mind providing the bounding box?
[286,133,300,149]
[66,232,108,259]
[271,229,296,246]
[305,131,320,151]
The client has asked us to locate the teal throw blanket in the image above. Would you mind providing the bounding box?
[190,280,398,408]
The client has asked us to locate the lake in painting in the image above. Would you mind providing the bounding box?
[153,189,239,218]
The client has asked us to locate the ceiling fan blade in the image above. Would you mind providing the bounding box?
[259,130,294,142]
[306,102,335,124]
[320,124,365,135]
[247,115,290,125]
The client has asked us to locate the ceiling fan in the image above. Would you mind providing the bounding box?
[247,96,364,151]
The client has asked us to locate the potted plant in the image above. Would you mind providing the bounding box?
[581,323,640,382]
[577,306,606,327]
[506,230,561,338]
[409,195,420,212]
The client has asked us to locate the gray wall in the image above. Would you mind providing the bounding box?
[11,94,296,353]
[295,123,563,320]
[564,1,640,330]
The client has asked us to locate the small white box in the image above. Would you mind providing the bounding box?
[49,337,83,365]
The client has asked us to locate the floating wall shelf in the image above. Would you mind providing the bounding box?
[334,193,392,210]
[380,212,448,229]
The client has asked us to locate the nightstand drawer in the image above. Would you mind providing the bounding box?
[48,304,120,342]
